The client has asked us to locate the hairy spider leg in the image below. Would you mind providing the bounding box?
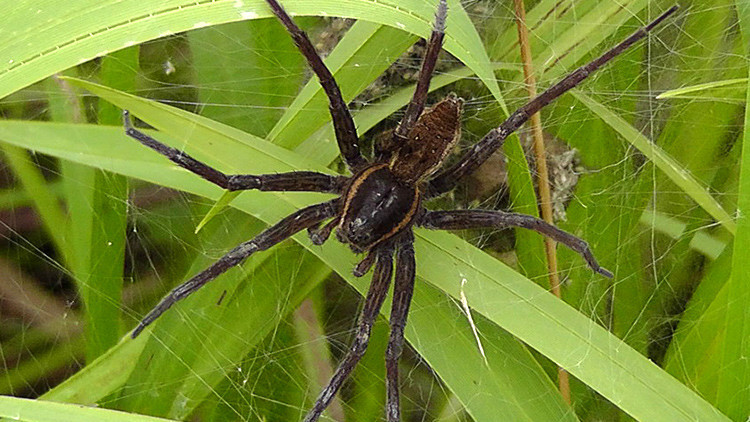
[265,0,367,170]
[385,233,416,422]
[376,0,448,162]
[426,5,679,197]
[420,210,613,278]
[131,199,338,338]
[123,111,346,194]
[393,0,447,141]
[353,250,377,277]
[304,246,395,422]
[308,217,341,245]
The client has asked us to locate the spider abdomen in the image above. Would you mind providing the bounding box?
[338,164,420,252]
[389,94,463,183]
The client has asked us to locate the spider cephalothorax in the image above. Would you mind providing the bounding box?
[125,1,677,421]
[336,163,420,252]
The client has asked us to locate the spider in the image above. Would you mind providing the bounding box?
[125,1,677,421]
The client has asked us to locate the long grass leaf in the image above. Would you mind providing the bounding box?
[571,90,736,235]
[0,395,176,422]
[74,47,136,360]
[41,336,148,404]
[656,78,747,99]
[0,1,500,111]
[0,145,68,259]
[713,3,750,418]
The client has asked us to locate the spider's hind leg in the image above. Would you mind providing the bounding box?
[131,199,339,338]
[420,209,613,277]
[304,245,395,422]
[385,231,416,422]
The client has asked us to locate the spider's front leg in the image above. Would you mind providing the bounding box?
[131,199,339,338]
[123,111,346,194]
[265,0,367,171]
[392,0,447,142]
[420,210,613,277]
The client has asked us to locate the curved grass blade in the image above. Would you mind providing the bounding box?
[193,190,240,234]
[0,395,176,422]
[41,336,147,404]
[572,90,736,235]
[0,0,501,114]
[656,78,747,99]
[714,6,750,418]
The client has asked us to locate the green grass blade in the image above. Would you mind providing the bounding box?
[0,336,85,396]
[0,145,68,259]
[571,90,736,235]
[639,210,727,259]
[656,78,747,99]
[713,3,750,418]
[0,395,176,422]
[0,1,501,112]
[40,336,148,404]
[189,17,306,137]
[662,248,732,401]
[193,190,241,234]
[0,181,63,210]
[75,47,136,360]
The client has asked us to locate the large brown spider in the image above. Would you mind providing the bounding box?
[126,1,677,421]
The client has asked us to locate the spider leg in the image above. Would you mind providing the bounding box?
[353,250,376,277]
[385,231,416,422]
[420,210,613,277]
[123,111,345,193]
[131,199,338,339]
[392,0,447,142]
[265,0,367,171]
[425,6,679,197]
[304,246,394,422]
[308,217,340,245]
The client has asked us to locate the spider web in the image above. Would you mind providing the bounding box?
[0,0,744,421]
